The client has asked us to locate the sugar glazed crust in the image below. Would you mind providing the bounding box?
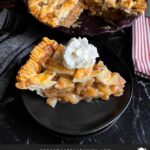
[16,37,126,107]
[27,0,147,28]
[27,0,84,28]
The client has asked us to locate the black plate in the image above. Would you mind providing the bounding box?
[21,47,133,136]
[41,114,120,139]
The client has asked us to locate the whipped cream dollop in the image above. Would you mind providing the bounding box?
[63,37,99,69]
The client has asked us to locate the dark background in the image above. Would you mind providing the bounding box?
[0,1,150,144]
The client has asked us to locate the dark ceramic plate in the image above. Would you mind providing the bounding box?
[41,114,120,138]
[21,47,133,136]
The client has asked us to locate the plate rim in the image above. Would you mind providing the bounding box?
[39,113,121,139]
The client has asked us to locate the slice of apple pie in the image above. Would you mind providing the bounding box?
[16,37,126,108]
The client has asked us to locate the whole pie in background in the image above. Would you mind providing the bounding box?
[27,0,147,28]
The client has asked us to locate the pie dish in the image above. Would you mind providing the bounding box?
[27,0,147,28]
[16,37,126,108]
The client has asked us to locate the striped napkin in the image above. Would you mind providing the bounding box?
[132,13,150,79]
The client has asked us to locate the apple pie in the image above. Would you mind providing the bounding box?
[27,0,147,28]
[16,37,126,108]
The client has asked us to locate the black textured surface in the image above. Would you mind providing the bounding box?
[0,7,150,144]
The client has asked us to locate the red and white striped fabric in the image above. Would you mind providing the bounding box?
[132,13,150,79]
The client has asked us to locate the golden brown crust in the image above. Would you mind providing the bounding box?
[28,0,84,28]
[16,37,60,89]
[85,0,147,14]
[44,47,75,75]
[60,1,84,27]
[16,37,126,107]
[73,66,94,82]
[131,0,147,14]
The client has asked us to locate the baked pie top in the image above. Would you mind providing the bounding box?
[27,0,147,28]
[16,37,126,107]
[28,0,84,27]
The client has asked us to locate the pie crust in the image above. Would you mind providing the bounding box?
[16,37,126,107]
